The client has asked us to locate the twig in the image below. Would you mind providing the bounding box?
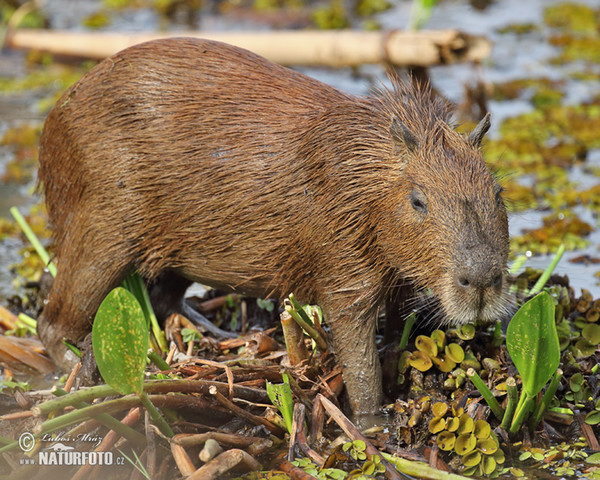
[64,362,82,393]
[289,403,303,462]
[195,294,241,313]
[193,359,234,399]
[208,386,285,437]
[294,407,325,465]
[310,394,326,442]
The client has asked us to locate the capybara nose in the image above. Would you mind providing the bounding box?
[456,269,503,291]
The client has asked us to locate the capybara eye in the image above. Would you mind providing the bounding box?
[410,189,428,213]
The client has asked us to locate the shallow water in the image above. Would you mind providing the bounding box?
[1,0,600,301]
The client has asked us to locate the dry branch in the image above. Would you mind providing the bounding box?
[208,385,286,437]
[5,29,490,67]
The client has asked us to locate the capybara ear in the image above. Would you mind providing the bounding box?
[390,116,418,152]
[468,112,492,147]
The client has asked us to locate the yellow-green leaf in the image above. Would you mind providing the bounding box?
[92,287,148,395]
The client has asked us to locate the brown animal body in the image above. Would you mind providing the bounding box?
[38,38,509,416]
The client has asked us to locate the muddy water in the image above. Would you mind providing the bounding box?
[1,0,600,301]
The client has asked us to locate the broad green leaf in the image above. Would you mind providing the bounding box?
[266,373,294,434]
[587,452,600,464]
[92,287,148,395]
[585,410,600,426]
[506,292,560,397]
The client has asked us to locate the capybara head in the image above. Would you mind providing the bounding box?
[373,83,509,325]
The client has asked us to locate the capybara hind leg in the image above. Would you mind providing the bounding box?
[37,251,132,370]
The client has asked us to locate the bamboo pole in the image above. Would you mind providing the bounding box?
[4,29,490,67]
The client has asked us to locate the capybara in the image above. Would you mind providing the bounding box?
[37,38,509,417]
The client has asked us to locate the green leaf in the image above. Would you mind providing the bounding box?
[266,373,294,434]
[585,410,600,426]
[506,292,560,397]
[92,287,149,395]
[586,452,600,465]
[181,328,202,343]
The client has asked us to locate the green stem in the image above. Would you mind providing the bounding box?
[123,272,168,353]
[500,377,518,431]
[52,387,147,447]
[530,369,563,431]
[492,320,503,347]
[466,368,504,421]
[510,393,535,436]
[33,384,122,416]
[148,350,170,371]
[36,396,142,434]
[508,255,528,275]
[381,452,470,480]
[139,391,173,438]
[17,313,37,333]
[10,206,57,277]
[399,312,416,350]
[529,244,565,295]
[288,294,314,327]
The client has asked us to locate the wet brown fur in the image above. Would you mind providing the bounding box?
[38,38,509,416]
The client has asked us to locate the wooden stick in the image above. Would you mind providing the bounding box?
[5,29,491,67]
[171,442,196,477]
[187,449,261,480]
[293,404,325,466]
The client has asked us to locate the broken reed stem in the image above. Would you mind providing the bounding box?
[500,377,518,431]
[466,368,504,421]
[280,310,310,365]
